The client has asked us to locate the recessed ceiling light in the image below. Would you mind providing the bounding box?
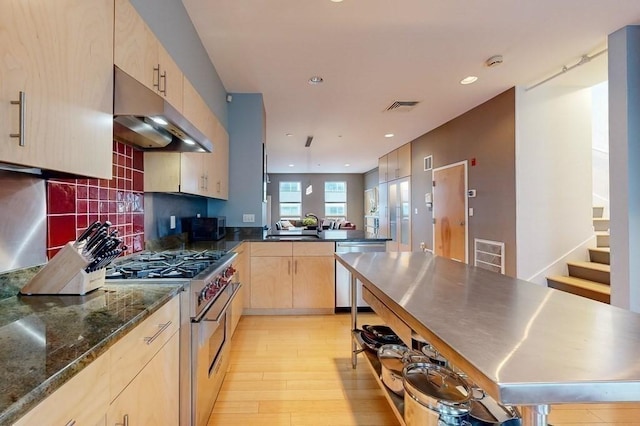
[460,76,478,85]
[345,163,350,167]
[331,0,343,2]
[384,133,394,138]
[308,76,324,85]
[288,164,294,167]
[285,133,293,137]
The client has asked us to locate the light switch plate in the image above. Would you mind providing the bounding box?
[243,214,255,223]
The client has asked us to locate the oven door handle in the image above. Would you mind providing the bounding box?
[202,283,242,323]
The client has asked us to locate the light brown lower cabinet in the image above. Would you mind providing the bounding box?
[107,332,179,426]
[13,295,180,426]
[13,351,110,426]
[249,242,335,313]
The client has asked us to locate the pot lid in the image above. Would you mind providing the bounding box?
[403,363,472,412]
[377,344,410,373]
[421,344,448,366]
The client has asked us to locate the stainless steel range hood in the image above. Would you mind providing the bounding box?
[113,66,213,153]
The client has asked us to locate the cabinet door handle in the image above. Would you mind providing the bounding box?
[116,414,129,426]
[294,260,298,274]
[288,260,291,275]
[10,91,25,146]
[159,70,167,95]
[65,420,76,426]
[217,181,221,193]
[153,64,161,91]
[144,321,172,345]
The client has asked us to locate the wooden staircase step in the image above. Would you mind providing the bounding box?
[567,261,610,285]
[547,275,610,304]
[592,206,604,219]
[588,247,610,265]
[592,218,610,232]
[595,231,610,248]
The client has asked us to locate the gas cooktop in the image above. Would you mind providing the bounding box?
[105,249,228,280]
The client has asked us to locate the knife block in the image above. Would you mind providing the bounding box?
[20,242,106,295]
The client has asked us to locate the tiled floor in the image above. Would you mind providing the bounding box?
[209,314,640,426]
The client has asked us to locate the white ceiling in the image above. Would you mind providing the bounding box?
[181,0,640,174]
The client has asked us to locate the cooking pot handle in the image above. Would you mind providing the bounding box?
[472,387,520,423]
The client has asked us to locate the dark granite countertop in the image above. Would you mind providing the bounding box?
[146,227,389,251]
[0,266,183,425]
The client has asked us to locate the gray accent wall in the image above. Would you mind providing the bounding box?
[411,89,517,276]
[130,0,228,128]
[144,193,208,241]
[210,94,266,227]
[267,174,365,230]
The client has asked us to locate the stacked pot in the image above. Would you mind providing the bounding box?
[376,341,521,426]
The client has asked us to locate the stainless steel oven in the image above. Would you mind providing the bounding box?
[105,249,240,426]
[191,277,240,426]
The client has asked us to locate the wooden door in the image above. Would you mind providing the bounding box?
[292,256,335,309]
[250,257,293,308]
[114,0,159,92]
[158,45,183,111]
[433,162,467,262]
[1,0,113,178]
[180,152,204,196]
[107,333,179,426]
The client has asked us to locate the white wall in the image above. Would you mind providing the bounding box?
[608,26,640,312]
[591,82,610,216]
[515,85,594,284]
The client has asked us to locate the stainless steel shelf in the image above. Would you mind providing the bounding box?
[351,331,405,426]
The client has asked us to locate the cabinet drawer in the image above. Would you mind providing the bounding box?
[293,241,334,256]
[109,295,179,401]
[251,242,292,257]
[14,352,109,426]
[362,287,412,346]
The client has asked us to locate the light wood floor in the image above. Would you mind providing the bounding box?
[207,314,640,426]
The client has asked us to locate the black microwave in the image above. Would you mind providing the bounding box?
[182,216,226,241]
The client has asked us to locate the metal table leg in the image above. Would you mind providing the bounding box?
[519,404,550,426]
[350,271,358,368]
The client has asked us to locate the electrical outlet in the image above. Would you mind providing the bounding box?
[242,214,255,223]
[170,215,176,229]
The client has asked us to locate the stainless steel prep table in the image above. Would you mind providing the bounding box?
[336,251,640,426]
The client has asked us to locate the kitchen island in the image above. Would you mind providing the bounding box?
[336,251,640,426]
[0,267,183,425]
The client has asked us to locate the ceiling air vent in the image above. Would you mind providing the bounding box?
[385,100,420,112]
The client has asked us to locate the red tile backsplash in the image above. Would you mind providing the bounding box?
[46,141,145,259]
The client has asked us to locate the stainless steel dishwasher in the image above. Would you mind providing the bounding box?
[335,241,386,310]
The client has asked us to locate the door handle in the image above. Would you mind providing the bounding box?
[10,91,26,146]
[159,70,167,95]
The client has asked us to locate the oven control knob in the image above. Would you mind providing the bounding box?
[223,266,236,278]
[199,287,208,304]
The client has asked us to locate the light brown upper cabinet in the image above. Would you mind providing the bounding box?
[144,79,229,200]
[114,0,183,111]
[378,143,411,183]
[0,0,114,178]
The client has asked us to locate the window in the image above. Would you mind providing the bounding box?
[279,181,301,219]
[325,181,347,219]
